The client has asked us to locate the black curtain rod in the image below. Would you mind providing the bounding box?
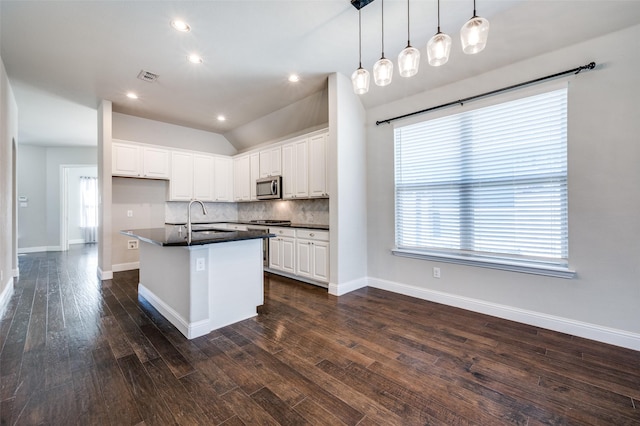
[375,61,597,126]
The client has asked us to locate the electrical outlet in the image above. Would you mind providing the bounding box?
[0,269,3,282]
[127,240,139,250]
[196,258,205,272]
[127,210,133,217]
[433,267,441,279]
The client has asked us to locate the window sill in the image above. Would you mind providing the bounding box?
[391,249,576,279]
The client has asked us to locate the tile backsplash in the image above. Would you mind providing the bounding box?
[165,198,329,226]
[238,198,329,225]
[165,201,238,224]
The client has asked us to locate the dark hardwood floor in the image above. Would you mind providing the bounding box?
[1,245,639,425]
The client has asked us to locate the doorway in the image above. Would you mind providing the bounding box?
[60,165,98,251]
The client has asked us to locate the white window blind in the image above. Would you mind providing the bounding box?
[394,88,570,274]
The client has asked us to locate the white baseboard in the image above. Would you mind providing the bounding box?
[69,239,85,245]
[138,283,210,339]
[0,278,14,320]
[17,246,63,254]
[112,262,140,272]
[368,277,640,352]
[97,267,113,281]
[329,276,368,296]
[13,268,19,277]
[18,246,48,254]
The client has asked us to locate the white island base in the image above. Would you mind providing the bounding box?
[137,238,264,339]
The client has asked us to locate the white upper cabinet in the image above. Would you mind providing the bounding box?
[170,151,195,201]
[112,141,170,179]
[142,146,171,179]
[259,146,282,178]
[234,155,251,202]
[170,151,233,202]
[282,138,309,199]
[308,133,328,197]
[213,156,233,202]
[193,154,215,201]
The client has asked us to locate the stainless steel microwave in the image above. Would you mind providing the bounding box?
[256,176,282,200]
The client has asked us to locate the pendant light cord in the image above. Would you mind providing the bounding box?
[406,0,410,46]
[437,0,441,33]
[473,0,477,18]
[358,9,363,68]
[381,0,385,58]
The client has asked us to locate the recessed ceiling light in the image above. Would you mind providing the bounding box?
[188,54,203,64]
[126,92,138,99]
[171,20,191,32]
[288,74,300,83]
[217,115,226,122]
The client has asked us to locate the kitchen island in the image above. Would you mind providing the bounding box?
[122,225,273,339]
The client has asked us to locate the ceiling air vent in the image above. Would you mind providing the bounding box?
[137,70,159,82]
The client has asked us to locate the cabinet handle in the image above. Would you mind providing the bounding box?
[310,233,315,237]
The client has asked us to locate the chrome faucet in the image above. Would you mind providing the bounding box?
[187,199,208,244]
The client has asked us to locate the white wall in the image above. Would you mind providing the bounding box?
[0,54,19,317]
[328,73,368,295]
[16,145,47,248]
[365,25,640,349]
[113,112,237,156]
[111,177,167,269]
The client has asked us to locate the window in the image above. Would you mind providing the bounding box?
[394,87,573,277]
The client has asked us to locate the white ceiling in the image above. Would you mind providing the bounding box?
[2,1,640,150]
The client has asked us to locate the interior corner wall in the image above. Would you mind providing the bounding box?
[0,54,19,315]
[328,73,367,295]
[365,24,640,348]
[98,100,113,280]
[112,112,237,156]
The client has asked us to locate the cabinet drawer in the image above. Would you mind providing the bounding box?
[296,229,329,241]
[269,227,296,238]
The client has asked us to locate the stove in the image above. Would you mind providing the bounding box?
[249,219,291,226]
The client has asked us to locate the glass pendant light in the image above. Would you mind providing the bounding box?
[398,0,420,77]
[427,0,452,67]
[373,0,393,86]
[460,0,490,54]
[351,9,370,94]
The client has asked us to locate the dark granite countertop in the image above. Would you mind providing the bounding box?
[165,221,329,231]
[121,226,274,247]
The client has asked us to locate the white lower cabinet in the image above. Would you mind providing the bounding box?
[269,227,296,274]
[295,230,329,283]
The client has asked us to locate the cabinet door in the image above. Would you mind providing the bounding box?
[294,139,309,198]
[193,154,215,201]
[234,156,250,201]
[112,143,141,177]
[269,238,282,270]
[282,143,295,199]
[143,147,170,179]
[296,239,313,279]
[312,240,329,282]
[259,146,282,178]
[170,151,194,201]
[214,157,233,201]
[281,237,296,274]
[250,153,260,200]
[309,133,328,197]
